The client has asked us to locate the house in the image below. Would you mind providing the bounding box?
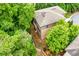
[33,6,66,40]
[64,36,79,56]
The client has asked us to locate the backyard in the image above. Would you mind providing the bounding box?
[0,3,79,56]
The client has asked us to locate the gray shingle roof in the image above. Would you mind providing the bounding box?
[35,6,66,27]
[65,36,79,56]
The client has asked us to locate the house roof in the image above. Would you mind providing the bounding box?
[70,12,79,25]
[35,10,66,27]
[65,36,79,51]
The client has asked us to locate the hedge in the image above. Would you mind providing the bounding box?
[35,3,79,13]
[46,20,79,55]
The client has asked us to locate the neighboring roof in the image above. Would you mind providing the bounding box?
[65,36,79,51]
[35,6,67,15]
[64,50,79,56]
[35,10,66,27]
[65,36,79,56]
[70,12,79,25]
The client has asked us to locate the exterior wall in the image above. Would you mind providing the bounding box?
[40,23,55,40]
[33,20,41,38]
[41,27,51,40]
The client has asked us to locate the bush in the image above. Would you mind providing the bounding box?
[69,25,79,42]
[46,20,70,54]
[46,20,79,55]
[35,3,79,13]
[0,4,35,35]
[0,30,36,56]
[0,4,36,56]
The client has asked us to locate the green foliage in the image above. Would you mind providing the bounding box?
[35,3,55,10]
[13,30,36,56]
[0,30,12,56]
[35,3,79,13]
[0,4,36,56]
[46,20,79,55]
[69,25,79,42]
[46,20,70,54]
[0,4,35,35]
[56,19,69,27]
[0,30,36,56]
[64,13,71,18]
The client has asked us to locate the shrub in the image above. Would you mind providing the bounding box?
[0,4,35,35]
[12,30,36,56]
[46,21,70,54]
[0,4,36,56]
[0,30,36,56]
[69,25,79,42]
[35,3,79,13]
[46,20,79,55]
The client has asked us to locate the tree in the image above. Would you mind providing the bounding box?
[0,30,36,56]
[0,4,36,56]
[0,4,35,35]
[46,20,79,55]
